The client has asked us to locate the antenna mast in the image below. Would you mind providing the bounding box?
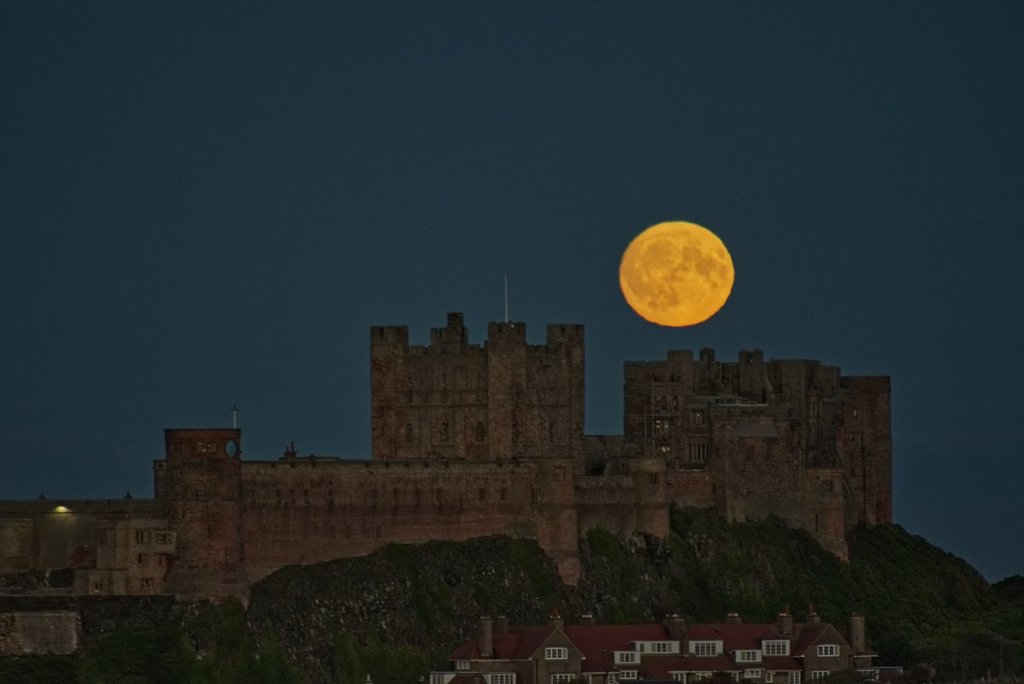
[504,270,509,323]
[231,405,239,429]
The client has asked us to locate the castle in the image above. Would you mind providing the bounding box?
[0,313,891,599]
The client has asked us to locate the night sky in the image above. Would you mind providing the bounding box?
[2,3,1022,581]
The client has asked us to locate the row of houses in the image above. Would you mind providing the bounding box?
[431,610,899,684]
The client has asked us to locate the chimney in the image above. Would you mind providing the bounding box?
[495,615,508,635]
[807,604,820,624]
[549,608,564,630]
[479,616,493,657]
[726,612,742,624]
[664,613,687,642]
[849,613,866,654]
[580,612,596,625]
[777,607,793,635]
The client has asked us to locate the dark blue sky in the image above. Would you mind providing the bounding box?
[2,3,1022,581]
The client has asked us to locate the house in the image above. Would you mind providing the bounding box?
[432,609,885,684]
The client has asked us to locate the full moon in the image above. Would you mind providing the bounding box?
[619,221,735,327]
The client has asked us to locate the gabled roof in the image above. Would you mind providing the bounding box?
[563,624,671,671]
[450,619,845,671]
[451,625,556,661]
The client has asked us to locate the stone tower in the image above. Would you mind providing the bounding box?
[156,428,245,598]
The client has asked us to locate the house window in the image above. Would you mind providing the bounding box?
[489,674,515,684]
[455,660,470,670]
[551,675,575,684]
[614,651,639,665]
[763,640,790,656]
[619,672,638,680]
[788,672,801,684]
[765,672,774,683]
[737,650,761,663]
[545,647,569,660]
[691,641,721,656]
[671,674,686,683]
[811,673,829,681]
[653,641,675,653]
[816,645,839,658]
[744,670,763,681]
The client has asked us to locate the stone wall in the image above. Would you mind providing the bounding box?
[0,611,81,655]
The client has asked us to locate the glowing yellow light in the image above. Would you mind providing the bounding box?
[619,221,735,327]
[53,505,71,513]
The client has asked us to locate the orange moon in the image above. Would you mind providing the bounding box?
[619,221,735,327]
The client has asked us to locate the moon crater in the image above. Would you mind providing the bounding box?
[619,221,735,327]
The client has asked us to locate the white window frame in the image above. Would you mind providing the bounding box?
[455,660,470,671]
[546,647,569,661]
[489,675,515,684]
[788,672,801,684]
[763,640,790,656]
[816,645,839,658]
[811,672,830,681]
[737,650,762,663]
[619,671,638,680]
[614,651,639,665]
[744,669,764,680]
[671,673,686,683]
[691,641,722,657]
[551,675,575,684]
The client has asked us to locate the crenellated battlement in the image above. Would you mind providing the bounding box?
[2,313,892,599]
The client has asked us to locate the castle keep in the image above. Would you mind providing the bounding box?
[0,313,891,598]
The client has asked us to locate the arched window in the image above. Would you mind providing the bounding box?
[403,423,414,444]
[475,421,486,442]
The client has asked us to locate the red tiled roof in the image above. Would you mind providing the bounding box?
[451,625,555,661]
[451,620,836,671]
[564,624,670,672]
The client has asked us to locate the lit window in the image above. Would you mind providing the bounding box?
[816,645,839,658]
[545,647,569,661]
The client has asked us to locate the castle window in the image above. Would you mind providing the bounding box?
[439,419,450,443]
[688,443,710,463]
[135,530,151,544]
[140,577,153,592]
[404,423,414,444]
[479,488,487,502]
[691,410,705,426]
[649,473,660,485]
[654,419,671,433]
[475,422,486,442]
[500,487,507,501]
[554,466,565,481]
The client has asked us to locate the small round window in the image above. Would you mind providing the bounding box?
[225,440,238,456]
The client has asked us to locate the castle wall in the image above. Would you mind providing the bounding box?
[237,458,544,582]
